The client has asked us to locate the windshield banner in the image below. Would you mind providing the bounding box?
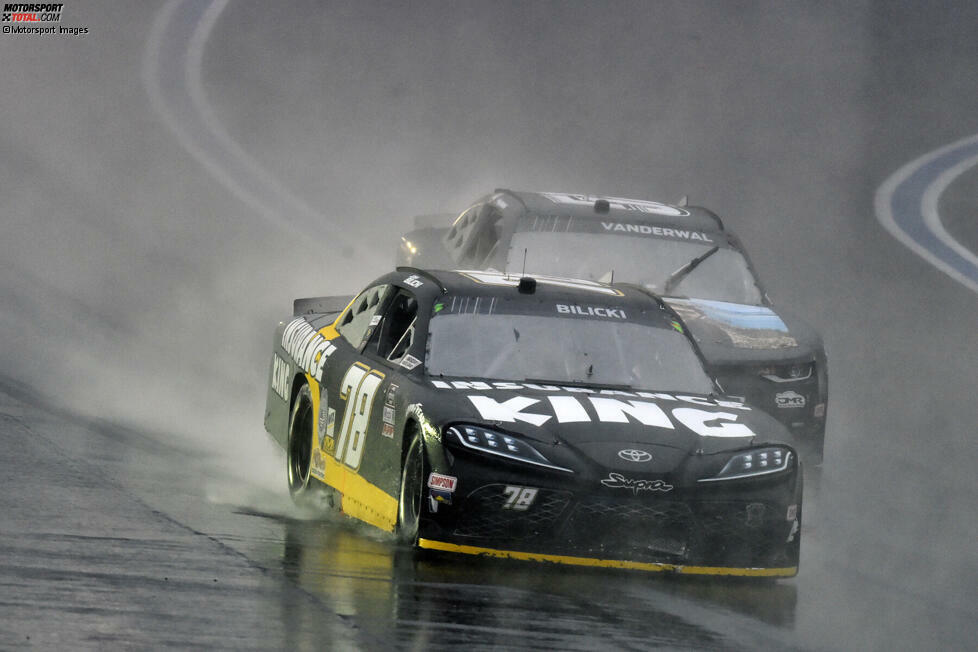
[518,213,725,245]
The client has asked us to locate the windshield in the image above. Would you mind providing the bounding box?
[508,231,764,305]
[426,302,715,393]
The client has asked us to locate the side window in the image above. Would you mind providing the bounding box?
[337,284,390,349]
[444,206,480,261]
[368,289,419,364]
[444,204,502,268]
[460,206,502,268]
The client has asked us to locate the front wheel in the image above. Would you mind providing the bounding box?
[396,432,424,544]
[287,384,314,502]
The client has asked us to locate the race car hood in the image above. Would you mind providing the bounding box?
[425,381,793,461]
[664,298,822,365]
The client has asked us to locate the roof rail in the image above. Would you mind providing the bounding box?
[395,266,448,292]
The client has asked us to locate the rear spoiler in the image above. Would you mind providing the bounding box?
[413,213,457,229]
[293,295,353,317]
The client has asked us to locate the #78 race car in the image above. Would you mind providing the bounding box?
[264,268,803,577]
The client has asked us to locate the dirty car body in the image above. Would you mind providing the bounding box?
[264,268,803,576]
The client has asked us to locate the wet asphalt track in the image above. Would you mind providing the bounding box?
[2,2,978,650]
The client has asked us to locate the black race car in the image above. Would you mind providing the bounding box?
[264,268,803,576]
[398,191,828,464]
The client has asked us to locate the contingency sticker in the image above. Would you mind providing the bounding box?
[318,386,336,451]
[428,473,457,506]
[775,391,806,409]
[400,354,422,370]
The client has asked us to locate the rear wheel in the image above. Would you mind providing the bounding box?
[396,431,424,544]
[287,384,314,502]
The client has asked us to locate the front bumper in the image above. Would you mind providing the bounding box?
[419,449,802,575]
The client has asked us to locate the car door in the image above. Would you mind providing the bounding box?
[317,283,424,509]
[317,283,391,472]
[351,286,423,489]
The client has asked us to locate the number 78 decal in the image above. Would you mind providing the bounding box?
[502,485,538,511]
[335,363,385,470]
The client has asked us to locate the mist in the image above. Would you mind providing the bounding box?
[2,1,976,649]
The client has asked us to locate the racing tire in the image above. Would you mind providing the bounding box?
[396,430,424,545]
[287,384,314,503]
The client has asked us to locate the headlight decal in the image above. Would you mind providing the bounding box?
[698,447,792,482]
[447,425,573,473]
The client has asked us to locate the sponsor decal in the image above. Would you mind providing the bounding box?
[556,304,627,319]
[786,519,799,543]
[318,387,331,448]
[502,485,538,510]
[312,449,325,475]
[427,473,457,505]
[670,320,684,334]
[813,402,826,418]
[325,408,336,437]
[775,390,806,409]
[600,473,673,494]
[460,393,754,438]
[385,383,398,407]
[427,473,458,492]
[281,317,338,381]
[403,274,424,288]
[381,423,395,438]
[429,380,749,409]
[369,314,382,327]
[270,354,290,400]
[322,423,336,454]
[786,504,798,521]
[400,354,422,370]
[541,192,689,217]
[382,405,395,426]
[618,449,653,463]
[600,221,713,242]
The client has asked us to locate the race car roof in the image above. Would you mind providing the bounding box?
[498,190,724,233]
[403,268,675,320]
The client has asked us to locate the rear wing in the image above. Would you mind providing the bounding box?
[292,295,353,317]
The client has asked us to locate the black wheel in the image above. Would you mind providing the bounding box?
[287,384,314,502]
[396,431,424,544]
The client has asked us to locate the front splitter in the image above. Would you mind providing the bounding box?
[418,538,797,577]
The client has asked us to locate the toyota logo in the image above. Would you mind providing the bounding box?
[618,449,652,463]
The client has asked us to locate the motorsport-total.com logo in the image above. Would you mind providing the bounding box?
[2,3,63,21]
[2,3,88,35]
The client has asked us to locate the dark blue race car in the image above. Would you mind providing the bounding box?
[398,190,828,464]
